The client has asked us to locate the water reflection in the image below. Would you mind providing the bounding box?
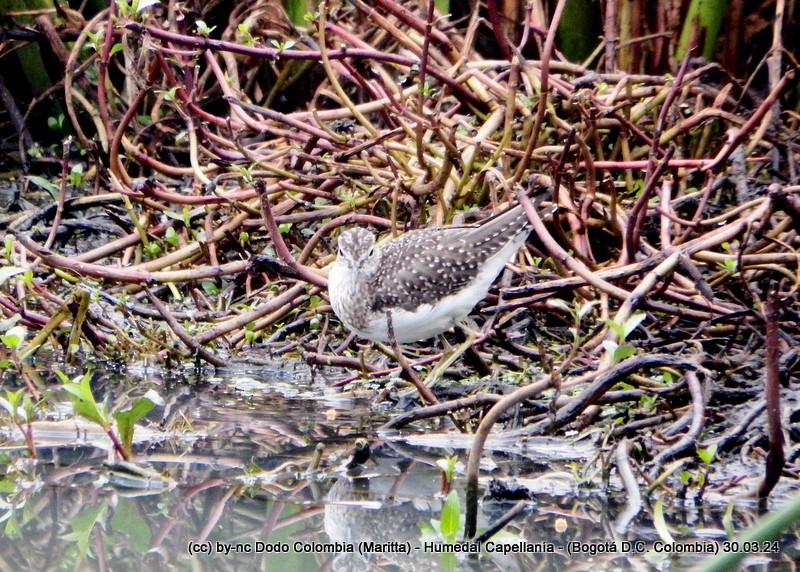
[0,363,797,570]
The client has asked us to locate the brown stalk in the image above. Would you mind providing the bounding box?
[704,71,794,172]
[95,1,117,153]
[144,287,226,367]
[757,292,785,501]
[510,0,570,187]
[255,180,327,288]
[649,371,707,475]
[195,283,308,346]
[12,229,248,284]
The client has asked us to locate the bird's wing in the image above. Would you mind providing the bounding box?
[368,227,482,312]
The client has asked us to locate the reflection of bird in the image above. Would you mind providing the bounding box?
[324,452,446,571]
[328,204,533,343]
[344,438,371,470]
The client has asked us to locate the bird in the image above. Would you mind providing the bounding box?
[327,203,534,344]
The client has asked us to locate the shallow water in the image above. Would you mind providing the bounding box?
[0,359,797,570]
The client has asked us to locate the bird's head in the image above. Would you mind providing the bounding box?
[335,228,381,276]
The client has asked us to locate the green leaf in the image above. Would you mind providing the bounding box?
[547,299,572,313]
[722,500,735,536]
[697,444,717,466]
[601,340,619,358]
[64,373,109,428]
[613,344,637,362]
[439,490,460,543]
[62,380,90,402]
[604,319,625,339]
[436,456,458,482]
[62,504,107,558]
[162,210,184,221]
[110,498,152,552]
[577,300,599,320]
[0,315,21,332]
[164,227,178,246]
[26,175,60,200]
[0,397,13,417]
[113,391,161,455]
[75,401,108,428]
[4,512,19,536]
[54,369,70,384]
[653,499,675,544]
[0,325,26,350]
[623,312,647,339]
[195,20,217,35]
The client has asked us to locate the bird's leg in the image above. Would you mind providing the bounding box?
[386,312,439,405]
[454,318,492,376]
[424,319,484,387]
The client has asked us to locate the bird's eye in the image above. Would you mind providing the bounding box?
[368,247,375,257]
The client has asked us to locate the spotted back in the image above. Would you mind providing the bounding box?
[368,205,531,312]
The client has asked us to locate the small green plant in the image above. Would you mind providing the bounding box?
[237,24,256,47]
[163,226,179,246]
[677,443,718,502]
[69,164,86,188]
[145,241,162,256]
[57,370,162,460]
[603,312,646,363]
[0,323,26,355]
[84,29,101,52]
[61,504,107,559]
[113,390,162,459]
[269,39,296,52]
[243,322,262,345]
[695,443,718,497]
[438,490,460,543]
[47,113,65,133]
[419,488,462,570]
[26,175,60,200]
[422,494,461,539]
[0,389,36,457]
[154,86,179,103]
[436,455,458,495]
[0,320,26,371]
[232,162,257,184]
[58,369,122,454]
[638,392,658,412]
[718,258,738,275]
[653,498,675,544]
[195,20,216,35]
[201,281,220,296]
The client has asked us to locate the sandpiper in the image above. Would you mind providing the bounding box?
[328,204,533,343]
